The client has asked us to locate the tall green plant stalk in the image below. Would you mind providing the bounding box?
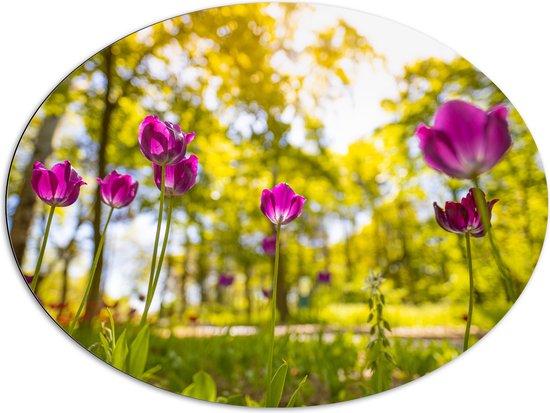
[30,206,56,292]
[472,179,516,301]
[141,196,175,326]
[140,164,166,326]
[265,222,281,405]
[68,207,114,335]
[463,233,474,352]
[365,271,394,393]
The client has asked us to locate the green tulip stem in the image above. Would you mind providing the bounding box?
[145,196,175,320]
[463,232,474,352]
[265,221,281,405]
[472,178,516,301]
[30,205,56,293]
[68,207,114,335]
[141,164,166,327]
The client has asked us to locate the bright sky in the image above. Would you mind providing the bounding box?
[295,5,456,153]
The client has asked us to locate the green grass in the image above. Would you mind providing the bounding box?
[82,326,463,406]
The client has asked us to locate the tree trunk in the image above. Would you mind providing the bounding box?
[197,223,208,304]
[179,229,190,317]
[343,215,355,282]
[84,46,115,322]
[10,115,60,267]
[322,226,331,271]
[396,199,416,301]
[159,254,174,321]
[57,252,71,320]
[244,264,253,323]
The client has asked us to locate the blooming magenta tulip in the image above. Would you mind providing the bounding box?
[152,155,198,196]
[97,170,138,209]
[433,189,498,238]
[260,182,306,402]
[260,183,306,225]
[416,100,512,179]
[138,115,195,165]
[218,273,235,287]
[262,235,277,256]
[31,161,86,207]
[317,271,332,284]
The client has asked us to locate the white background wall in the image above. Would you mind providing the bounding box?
[1,1,548,411]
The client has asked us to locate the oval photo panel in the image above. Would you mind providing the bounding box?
[6,2,547,407]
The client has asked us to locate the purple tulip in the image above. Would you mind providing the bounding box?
[138,115,195,165]
[416,100,512,179]
[317,271,332,284]
[31,161,86,207]
[260,183,306,225]
[262,235,277,256]
[152,155,198,197]
[434,189,498,238]
[96,170,138,209]
[24,275,33,285]
[218,273,235,287]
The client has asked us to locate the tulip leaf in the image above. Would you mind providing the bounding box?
[287,375,308,407]
[245,396,261,407]
[128,325,149,378]
[111,328,128,370]
[141,364,162,381]
[106,308,116,343]
[267,360,288,407]
[226,394,245,406]
[182,371,217,402]
[98,332,111,360]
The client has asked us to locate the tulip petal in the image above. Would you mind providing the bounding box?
[281,195,306,225]
[419,128,471,178]
[51,161,72,200]
[487,198,499,213]
[444,202,468,233]
[433,100,488,161]
[57,182,82,207]
[125,181,139,206]
[32,163,53,203]
[272,183,296,220]
[433,202,448,226]
[461,191,478,226]
[39,170,58,204]
[111,176,132,207]
[175,155,198,195]
[482,111,512,170]
[433,202,453,233]
[145,129,168,161]
[260,189,277,224]
[184,132,195,144]
[489,105,508,121]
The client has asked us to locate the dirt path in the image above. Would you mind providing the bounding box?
[159,324,485,340]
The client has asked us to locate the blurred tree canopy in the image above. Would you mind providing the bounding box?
[7,3,546,327]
